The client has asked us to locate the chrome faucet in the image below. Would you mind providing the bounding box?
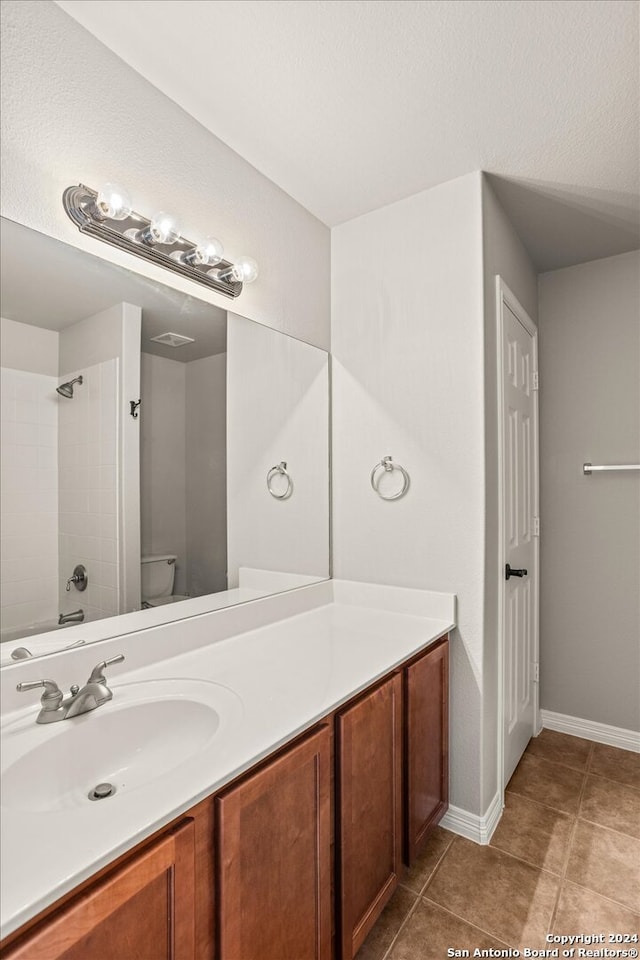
[16,655,125,724]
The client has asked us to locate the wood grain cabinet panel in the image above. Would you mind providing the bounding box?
[215,724,332,960]
[404,637,449,865]
[337,673,403,960]
[1,818,195,960]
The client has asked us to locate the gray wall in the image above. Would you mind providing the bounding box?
[141,351,228,600]
[186,353,227,596]
[481,176,538,807]
[140,353,188,596]
[538,251,640,732]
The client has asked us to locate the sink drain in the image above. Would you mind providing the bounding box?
[88,782,117,801]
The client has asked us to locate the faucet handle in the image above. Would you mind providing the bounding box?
[17,679,63,711]
[17,679,61,697]
[87,654,125,685]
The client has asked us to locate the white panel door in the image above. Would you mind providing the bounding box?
[502,299,538,785]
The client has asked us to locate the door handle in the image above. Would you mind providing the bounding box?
[505,563,528,580]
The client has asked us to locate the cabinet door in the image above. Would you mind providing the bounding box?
[216,724,331,960]
[337,673,402,960]
[404,637,449,865]
[2,818,195,960]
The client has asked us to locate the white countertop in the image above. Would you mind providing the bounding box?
[0,579,455,940]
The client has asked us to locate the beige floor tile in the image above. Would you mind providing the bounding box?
[388,899,511,960]
[580,775,640,840]
[590,744,640,791]
[507,753,585,814]
[565,820,640,912]
[425,837,560,948]
[491,792,574,873]
[553,881,640,936]
[527,729,592,771]
[402,827,455,894]
[355,886,417,960]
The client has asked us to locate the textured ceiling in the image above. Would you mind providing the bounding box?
[55,0,639,270]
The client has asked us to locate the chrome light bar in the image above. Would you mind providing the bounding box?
[62,184,256,299]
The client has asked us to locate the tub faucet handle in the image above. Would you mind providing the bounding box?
[66,564,88,592]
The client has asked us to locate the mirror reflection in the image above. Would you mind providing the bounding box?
[0,218,330,662]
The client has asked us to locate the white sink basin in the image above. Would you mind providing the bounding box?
[1,678,243,812]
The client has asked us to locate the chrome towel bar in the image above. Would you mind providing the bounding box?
[583,462,640,475]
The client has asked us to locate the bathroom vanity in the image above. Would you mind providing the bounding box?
[0,580,454,960]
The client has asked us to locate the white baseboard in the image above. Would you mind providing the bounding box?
[440,791,503,845]
[540,709,640,754]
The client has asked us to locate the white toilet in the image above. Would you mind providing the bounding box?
[140,555,189,607]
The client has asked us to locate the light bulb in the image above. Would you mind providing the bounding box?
[212,256,259,284]
[95,182,132,221]
[146,211,182,245]
[235,256,259,283]
[184,235,224,267]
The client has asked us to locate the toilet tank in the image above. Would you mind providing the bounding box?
[141,555,177,600]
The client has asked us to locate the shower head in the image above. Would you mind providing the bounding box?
[56,375,83,399]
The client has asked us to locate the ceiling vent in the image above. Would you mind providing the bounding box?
[149,332,195,347]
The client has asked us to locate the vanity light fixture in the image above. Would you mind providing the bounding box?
[62,183,259,299]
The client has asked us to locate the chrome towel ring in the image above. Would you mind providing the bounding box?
[267,461,293,500]
[370,456,410,501]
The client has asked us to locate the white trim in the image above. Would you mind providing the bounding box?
[496,275,540,800]
[541,710,640,753]
[440,792,503,845]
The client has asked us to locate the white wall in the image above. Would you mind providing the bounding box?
[57,357,120,623]
[59,302,134,374]
[0,0,330,351]
[332,173,487,816]
[59,302,141,617]
[1,320,59,632]
[140,353,188,596]
[481,176,538,808]
[0,317,58,376]
[538,251,640,732]
[227,313,330,590]
[186,353,227,597]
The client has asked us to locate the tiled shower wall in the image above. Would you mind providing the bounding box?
[58,359,120,623]
[0,368,59,632]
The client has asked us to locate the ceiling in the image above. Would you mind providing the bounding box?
[1,219,228,362]
[55,0,639,271]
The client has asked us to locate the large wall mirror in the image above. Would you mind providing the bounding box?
[0,218,330,664]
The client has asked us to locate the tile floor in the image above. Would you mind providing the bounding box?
[357,730,640,960]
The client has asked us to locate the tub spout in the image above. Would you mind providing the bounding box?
[58,608,84,625]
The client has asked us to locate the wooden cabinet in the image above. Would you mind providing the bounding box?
[337,673,403,960]
[216,724,332,960]
[404,637,449,865]
[2,818,195,960]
